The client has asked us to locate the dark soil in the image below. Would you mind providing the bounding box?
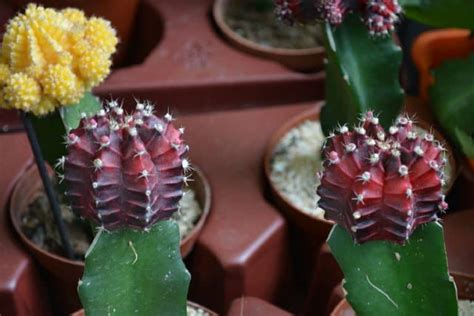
[20,189,203,260]
[224,0,323,49]
[21,194,92,259]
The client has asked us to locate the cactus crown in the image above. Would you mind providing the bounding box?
[317,111,448,244]
[275,0,402,35]
[62,100,189,231]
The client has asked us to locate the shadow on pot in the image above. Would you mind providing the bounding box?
[9,161,211,315]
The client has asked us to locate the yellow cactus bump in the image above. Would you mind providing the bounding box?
[0,4,118,115]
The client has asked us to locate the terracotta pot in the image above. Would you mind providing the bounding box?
[7,0,140,67]
[213,0,325,71]
[70,301,218,316]
[412,29,474,182]
[264,103,332,242]
[9,162,211,314]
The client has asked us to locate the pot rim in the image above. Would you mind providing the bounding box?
[212,0,325,57]
[9,161,212,266]
[71,301,218,316]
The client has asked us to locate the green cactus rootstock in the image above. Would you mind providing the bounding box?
[430,52,474,159]
[79,220,190,316]
[327,223,458,316]
[321,14,403,136]
[31,92,102,168]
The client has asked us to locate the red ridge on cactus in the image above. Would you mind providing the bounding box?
[317,112,448,244]
[275,0,401,35]
[61,100,189,230]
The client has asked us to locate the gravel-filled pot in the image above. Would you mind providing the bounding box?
[9,162,211,315]
[213,0,325,71]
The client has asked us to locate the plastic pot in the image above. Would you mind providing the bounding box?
[412,29,474,182]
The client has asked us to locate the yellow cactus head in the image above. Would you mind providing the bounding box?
[0,4,118,116]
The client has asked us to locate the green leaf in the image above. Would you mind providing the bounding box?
[79,221,190,316]
[430,52,474,156]
[399,0,474,30]
[455,128,474,158]
[321,14,404,135]
[328,223,458,316]
[31,92,101,167]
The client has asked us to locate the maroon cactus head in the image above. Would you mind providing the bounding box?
[275,0,401,36]
[61,100,189,231]
[275,0,321,25]
[317,112,448,244]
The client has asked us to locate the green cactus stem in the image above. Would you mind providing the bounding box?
[31,92,102,168]
[321,13,403,135]
[79,220,190,316]
[327,222,458,315]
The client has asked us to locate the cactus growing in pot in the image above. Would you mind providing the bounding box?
[61,100,191,315]
[317,111,458,315]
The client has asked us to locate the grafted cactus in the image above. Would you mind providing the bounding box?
[318,111,447,244]
[62,100,189,230]
[275,0,402,35]
[63,100,191,316]
[317,112,458,315]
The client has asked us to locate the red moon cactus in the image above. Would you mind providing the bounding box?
[62,100,189,230]
[275,0,402,35]
[317,112,448,244]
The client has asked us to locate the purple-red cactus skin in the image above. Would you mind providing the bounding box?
[317,112,448,244]
[61,100,189,231]
[275,0,321,25]
[275,0,401,35]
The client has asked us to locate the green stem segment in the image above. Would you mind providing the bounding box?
[327,223,458,316]
[321,14,403,135]
[79,220,190,316]
[31,92,102,168]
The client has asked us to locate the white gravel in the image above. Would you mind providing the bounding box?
[270,120,325,219]
[174,189,203,239]
[187,304,210,316]
[459,300,474,316]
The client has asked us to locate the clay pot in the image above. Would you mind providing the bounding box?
[9,162,211,314]
[70,301,218,316]
[412,29,474,182]
[213,0,325,71]
[7,0,140,67]
[264,103,332,243]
